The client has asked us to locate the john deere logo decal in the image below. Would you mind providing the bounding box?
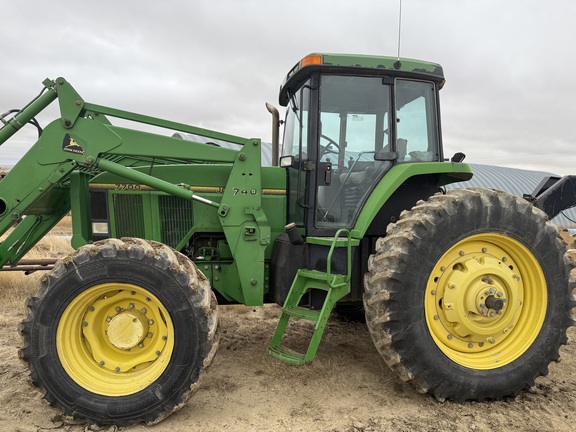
[62,133,85,154]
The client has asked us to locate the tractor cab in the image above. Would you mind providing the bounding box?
[279,53,446,236]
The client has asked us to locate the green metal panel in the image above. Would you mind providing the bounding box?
[351,162,473,239]
[320,53,443,75]
[217,140,270,306]
[70,171,92,249]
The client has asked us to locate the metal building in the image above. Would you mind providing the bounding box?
[447,163,576,228]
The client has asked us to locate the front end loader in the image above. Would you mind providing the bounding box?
[0,53,573,426]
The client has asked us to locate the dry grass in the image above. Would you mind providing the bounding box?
[0,215,74,311]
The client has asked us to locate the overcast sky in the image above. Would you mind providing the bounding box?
[2,0,575,175]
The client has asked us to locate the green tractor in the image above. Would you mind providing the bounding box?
[0,53,573,426]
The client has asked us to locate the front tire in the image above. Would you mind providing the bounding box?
[364,188,575,401]
[20,238,218,426]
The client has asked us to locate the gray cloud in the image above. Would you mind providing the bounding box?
[1,0,574,174]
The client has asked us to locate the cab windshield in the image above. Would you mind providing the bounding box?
[282,74,440,230]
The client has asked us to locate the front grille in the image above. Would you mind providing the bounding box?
[113,194,145,238]
[159,195,193,248]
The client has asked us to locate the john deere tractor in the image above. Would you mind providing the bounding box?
[0,53,573,426]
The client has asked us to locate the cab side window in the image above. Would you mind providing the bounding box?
[396,80,440,162]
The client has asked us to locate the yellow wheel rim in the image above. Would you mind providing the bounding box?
[425,233,547,369]
[57,283,174,396]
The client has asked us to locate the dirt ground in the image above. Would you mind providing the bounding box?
[1,299,575,432]
[0,230,575,431]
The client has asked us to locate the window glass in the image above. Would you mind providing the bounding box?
[316,75,392,228]
[281,84,310,160]
[396,80,439,162]
[282,82,310,225]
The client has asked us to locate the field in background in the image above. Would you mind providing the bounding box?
[0,215,73,311]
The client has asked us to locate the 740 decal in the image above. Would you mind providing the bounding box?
[232,188,258,195]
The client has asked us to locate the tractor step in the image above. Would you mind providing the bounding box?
[267,229,353,365]
[267,344,307,365]
[282,306,321,321]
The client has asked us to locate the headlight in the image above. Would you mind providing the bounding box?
[92,222,109,234]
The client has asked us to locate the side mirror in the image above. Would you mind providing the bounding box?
[450,152,466,163]
[280,155,294,167]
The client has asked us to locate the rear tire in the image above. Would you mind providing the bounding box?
[20,238,218,426]
[364,188,575,401]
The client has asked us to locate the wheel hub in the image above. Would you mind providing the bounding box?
[106,310,149,350]
[57,283,174,387]
[427,240,527,354]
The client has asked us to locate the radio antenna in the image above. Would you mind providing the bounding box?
[397,0,403,61]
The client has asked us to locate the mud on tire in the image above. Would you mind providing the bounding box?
[20,237,218,426]
[363,188,575,401]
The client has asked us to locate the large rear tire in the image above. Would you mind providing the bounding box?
[20,238,218,426]
[364,188,575,401]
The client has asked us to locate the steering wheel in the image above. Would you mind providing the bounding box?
[319,134,341,158]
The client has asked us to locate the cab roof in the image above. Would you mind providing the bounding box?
[279,53,445,106]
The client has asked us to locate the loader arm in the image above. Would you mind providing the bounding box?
[0,78,270,303]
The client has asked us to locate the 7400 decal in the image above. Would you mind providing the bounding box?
[115,183,142,191]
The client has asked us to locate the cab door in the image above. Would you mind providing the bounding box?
[312,75,394,236]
